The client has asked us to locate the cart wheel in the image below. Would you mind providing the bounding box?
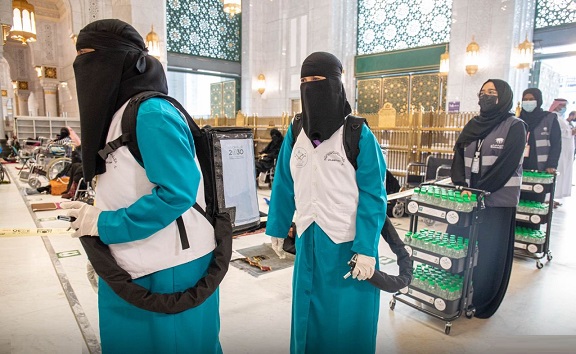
[392,202,405,218]
[547,252,553,261]
[465,308,476,319]
[444,322,452,335]
[536,261,543,269]
[423,217,435,226]
[28,176,41,189]
[389,299,396,311]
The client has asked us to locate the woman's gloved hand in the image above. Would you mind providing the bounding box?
[60,201,101,237]
[352,254,376,281]
[270,236,286,259]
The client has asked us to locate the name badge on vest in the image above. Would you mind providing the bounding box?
[471,139,483,174]
[471,152,480,173]
[524,144,530,158]
[524,132,530,158]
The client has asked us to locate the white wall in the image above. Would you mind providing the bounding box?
[241,0,357,116]
[446,0,535,112]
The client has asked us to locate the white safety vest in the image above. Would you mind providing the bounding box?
[95,101,215,279]
[290,125,359,243]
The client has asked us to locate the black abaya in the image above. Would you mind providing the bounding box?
[447,207,516,318]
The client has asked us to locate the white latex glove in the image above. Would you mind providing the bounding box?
[352,254,376,281]
[60,201,101,238]
[270,236,286,259]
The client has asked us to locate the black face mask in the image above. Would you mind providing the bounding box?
[478,95,498,113]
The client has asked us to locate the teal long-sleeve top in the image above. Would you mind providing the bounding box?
[97,98,201,244]
[266,123,387,257]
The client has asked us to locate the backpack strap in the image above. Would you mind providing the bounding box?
[289,113,367,169]
[343,115,367,170]
[291,113,303,148]
[97,91,213,250]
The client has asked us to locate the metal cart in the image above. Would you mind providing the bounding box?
[514,171,556,269]
[389,182,488,335]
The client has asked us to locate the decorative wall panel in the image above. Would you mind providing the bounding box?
[211,80,238,118]
[357,79,381,114]
[357,0,452,55]
[357,74,446,114]
[381,76,410,113]
[535,0,576,29]
[210,82,223,117]
[167,0,241,62]
[411,74,444,111]
[222,80,237,118]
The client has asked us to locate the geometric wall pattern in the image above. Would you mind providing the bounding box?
[357,79,381,113]
[223,80,237,118]
[357,74,446,114]
[411,73,444,112]
[381,76,410,113]
[535,0,576,29]
[211,80,238,118]
[167,0,241,61]
[357,0,452,54]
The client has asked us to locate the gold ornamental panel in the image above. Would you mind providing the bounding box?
[411,74,444,111]
[381,76,409,114]
[357,78,381,114]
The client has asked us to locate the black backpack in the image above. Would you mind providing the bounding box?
[80,91,232,314]
[291,113,367,169]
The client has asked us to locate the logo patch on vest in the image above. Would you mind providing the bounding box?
[106,152,118,168]
[324,151,345,165]
[491,138,505,149]
[541,126,549,136]
[293,147,308,168]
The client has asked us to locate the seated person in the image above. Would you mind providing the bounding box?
[255,128,283,176]
[62,148,84,199]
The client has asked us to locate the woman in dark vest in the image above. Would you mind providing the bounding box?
[519,88,561,173]
[450,79,527,318]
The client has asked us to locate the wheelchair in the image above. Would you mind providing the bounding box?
[256,155,276,189]
[20,140,73,189]
[73,177,96,205]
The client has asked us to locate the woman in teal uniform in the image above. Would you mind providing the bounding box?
[266,52,387,354]
[62,20,222,353]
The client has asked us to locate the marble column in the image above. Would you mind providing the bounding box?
[41,81,59,117]
[15,89,30,116]
[446,0,536,113]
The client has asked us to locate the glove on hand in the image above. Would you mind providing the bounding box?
[270,236,286,259]
[352,254,376,281]
[60,201,101,238]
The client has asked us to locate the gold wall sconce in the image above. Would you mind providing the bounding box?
[223,0,241,18]
[257,74,266,95]
[515,36,534,70]
[146,25,161,59]
[439,45,449,76]
[465,36,480,76]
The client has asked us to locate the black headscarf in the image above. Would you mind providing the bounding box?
[520,88,548,132]
[261,128,284,159]
[59,127,70,139]
[73,19,168,182]
[300,52,352,143]
[456,79,514,148]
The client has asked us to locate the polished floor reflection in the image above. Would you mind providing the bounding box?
[0,163,575,354]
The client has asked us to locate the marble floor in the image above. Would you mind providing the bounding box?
[0,162,575,354]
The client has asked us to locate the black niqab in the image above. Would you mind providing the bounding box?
[456,79,514,149]
[519,88,548,132]
[59,127,70,139]
[73,19,168,182]
[300,52,352,143]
